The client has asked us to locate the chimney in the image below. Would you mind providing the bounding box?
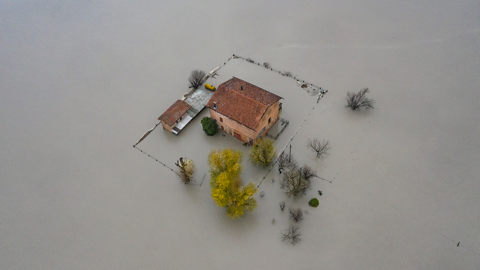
[241,85,244,90]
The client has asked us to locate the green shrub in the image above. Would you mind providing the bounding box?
[201,117,218,136]
[308,198,319,208]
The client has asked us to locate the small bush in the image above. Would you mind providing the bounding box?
[318,190,322,196]
[308,198,319,208]
[201,117,218,136]
[263,62,271,68]
[246,58,254,63]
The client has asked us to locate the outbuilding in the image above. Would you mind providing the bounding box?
[158,100,192,134]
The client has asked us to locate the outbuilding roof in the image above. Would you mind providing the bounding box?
[205,77,282,130]
[158,100,192,126]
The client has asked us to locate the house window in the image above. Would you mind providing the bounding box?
[221,125,224,131]
[268,117,271,124]
[220,117,223,123]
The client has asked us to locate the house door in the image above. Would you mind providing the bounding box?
[233,132,242,141]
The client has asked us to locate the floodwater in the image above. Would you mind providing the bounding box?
[1,1,480,269]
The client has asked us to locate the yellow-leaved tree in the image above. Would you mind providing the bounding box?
[249,138,276,167]
[209,149,258,219]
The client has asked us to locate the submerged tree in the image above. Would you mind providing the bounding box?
[306,138,330,159]
[209,149,258,219]
[280,165,316,200]
[346,88,375,110]
[277,151,297,174]
[281,225,301,245]
[300,165,316,180]
[289,207,304,223]
[188,69,206,89]
[249,138,276,167]
[175,157,196,184]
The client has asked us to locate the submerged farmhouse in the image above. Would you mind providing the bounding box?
[206,77,282,144]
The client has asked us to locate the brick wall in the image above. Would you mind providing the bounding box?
[209,100,280,143]
[254,100,280,140]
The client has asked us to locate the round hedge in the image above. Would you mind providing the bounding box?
[201,117,218,136]
[308,198,319,208]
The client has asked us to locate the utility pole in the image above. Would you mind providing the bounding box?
[289,144,292,162]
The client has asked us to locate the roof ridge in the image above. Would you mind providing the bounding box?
[230,76,282,101]
[229,88,268,108]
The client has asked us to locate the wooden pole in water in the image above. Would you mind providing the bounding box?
[289,144,292,162]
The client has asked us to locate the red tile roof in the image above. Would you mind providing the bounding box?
[206,77,282,130]
[158,100,191,126]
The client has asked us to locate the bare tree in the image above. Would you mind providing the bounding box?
[300,165,316,180]
[175,157,196,184]
[277,151,297,174]
[188,70,206,89]
[281,225,301,245]
[277,152,288,173]
[280,166,314,200]
[346,88,375,110]
[279,201,286,211]
[263,62,271,68]
[289,207,303,223]
[306,138,330,159]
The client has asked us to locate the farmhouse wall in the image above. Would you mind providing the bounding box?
[210,110,255,143]
[209,100,280,143]
[253,100,280,140]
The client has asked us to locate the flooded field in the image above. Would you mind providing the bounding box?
[1,1,480,269]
